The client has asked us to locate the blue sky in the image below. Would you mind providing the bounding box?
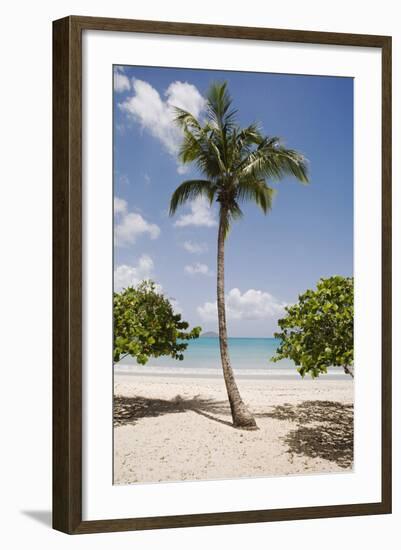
[113,66,353,337]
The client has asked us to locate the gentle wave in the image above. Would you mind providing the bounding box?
[114,364,349,380]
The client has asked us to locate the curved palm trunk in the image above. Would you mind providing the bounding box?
[217,213,258,430]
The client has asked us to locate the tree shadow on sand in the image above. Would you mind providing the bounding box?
[261,401,354,469]
[114,394,233,428]
[114,396,353,468]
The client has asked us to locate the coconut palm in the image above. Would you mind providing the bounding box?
[169,82,308,429]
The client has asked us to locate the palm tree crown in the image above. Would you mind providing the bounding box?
[169,81,309,235]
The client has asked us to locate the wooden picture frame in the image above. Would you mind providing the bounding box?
[53,15,392,534]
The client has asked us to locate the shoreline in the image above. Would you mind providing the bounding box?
[114,365,352,380]
[114,373,354,484]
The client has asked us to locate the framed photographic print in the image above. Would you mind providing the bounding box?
[52,16,392,534]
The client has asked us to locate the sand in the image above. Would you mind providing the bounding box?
[114,373,354,485]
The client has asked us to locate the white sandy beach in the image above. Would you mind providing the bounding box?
[114,372,354,485]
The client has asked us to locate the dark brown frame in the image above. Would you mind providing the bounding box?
[53,15,392,534]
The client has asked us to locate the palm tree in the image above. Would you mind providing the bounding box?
[169,82,308,429]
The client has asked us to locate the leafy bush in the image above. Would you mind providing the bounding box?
[272,276,353,378]
[113,280,201,364]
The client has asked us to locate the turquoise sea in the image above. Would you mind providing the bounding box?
[116,337,348,379]
[119,337,287,369]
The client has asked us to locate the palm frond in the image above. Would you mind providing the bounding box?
[209,140,227,173]
[236,178,276,214]
[182,128,234,180]
[236,124,264,147]
[240,143,309,184]
[229,125,265,170]
[169,179,215,216]
[178,130,203,163]
[173,107,202,131]
[219,201,244,240]
[228,200,244,220]
[272,147,309,183]
[206,82,237,169]
[206,82,236,128]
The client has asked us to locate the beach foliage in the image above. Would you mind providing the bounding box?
[113,280,201,364]
[272,276,354,378]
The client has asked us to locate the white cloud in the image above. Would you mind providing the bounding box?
[197,301,218,322]
[166,80,206,114]
[177,164,189,175]
[119,79,205,172]
[197,288,286,322]
[114,259,183,315]
[183,240,208,254]
[114,255,154,291]
[115,212,160,246]
[114,71,131,93]
[114,196,160,247]
[174,197,217,228]
[114,197,128,215]
[184,262,212,276]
